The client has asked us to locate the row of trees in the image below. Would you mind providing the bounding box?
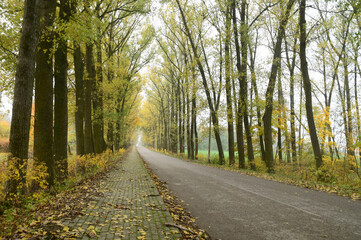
[1,0,152,198]
[141,0,361,174]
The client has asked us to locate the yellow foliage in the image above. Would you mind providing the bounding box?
[0,149,127,202]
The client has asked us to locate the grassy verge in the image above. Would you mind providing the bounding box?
[150,148,361,201]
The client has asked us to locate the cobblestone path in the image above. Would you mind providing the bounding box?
[62,149,181,240]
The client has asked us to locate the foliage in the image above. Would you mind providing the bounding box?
[0,148,127,237]
[0,149,126,210]
[0,0,23,94]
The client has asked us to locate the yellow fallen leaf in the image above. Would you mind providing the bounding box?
[88,229,97,238]
[87,225,95,230]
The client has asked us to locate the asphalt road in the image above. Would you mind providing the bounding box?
[137,146,361,240]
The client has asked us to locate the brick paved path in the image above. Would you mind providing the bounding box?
[62,149,181,239]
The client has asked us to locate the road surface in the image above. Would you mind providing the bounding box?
[137,146,361,240]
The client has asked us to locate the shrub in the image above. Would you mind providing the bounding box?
[0,149,126,203]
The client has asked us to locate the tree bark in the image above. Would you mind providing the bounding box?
[355,51,361,165]
[34,0,56,188]
[6,0,42,196]
[249,37,265,163]
[343,55,355,159]
[285,36,298,164]
[54,0,70,181]
[277,66,283,163]
[92,40,106,154]
[74,45,85,156]
[299,0,322,169]
[84,44,95,154]
[239,0,255,170]
[225,2,235,166]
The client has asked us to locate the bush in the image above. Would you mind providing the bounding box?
[0,148,126,203]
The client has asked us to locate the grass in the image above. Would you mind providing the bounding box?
[152,147,361,201]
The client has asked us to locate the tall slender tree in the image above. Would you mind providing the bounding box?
[263,0,295,173]
[6,0,42,196]
[34,0,57,188]
[299,0,322,169]
[54,0,71,181]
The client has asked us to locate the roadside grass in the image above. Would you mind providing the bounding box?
[151,148,361,201]
[0,149,127,238]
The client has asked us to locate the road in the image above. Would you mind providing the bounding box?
[137,146,361,240]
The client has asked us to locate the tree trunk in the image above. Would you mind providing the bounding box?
[343,55,355,159]
[287,36,298,164]
[225,3,235,165]
[74,45,85,156]
[263,0,295,173]
[34,0,56,188]
[181,78,186,154]
[240,0,255,170]
[277,67,283,163]
[249,40,265,162]
[54,0,70,181]
[6,0,42,196]
[355,51,361,165]
[299,0,322,169]
[84,44,95,154]
[92,41,106,154]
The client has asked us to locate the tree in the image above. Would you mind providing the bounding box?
[299,0,322,169]
[6,0,42,196]
[175,0,225,165]
[224,0,235,166]
[33,0,57,188]
[54,0,71,180]
[263,0,295,173]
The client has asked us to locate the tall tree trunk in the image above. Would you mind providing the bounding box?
[190,80,195,159]
[194,101,198,159]
[208,112,212,163]
[93,41,106,154]
[263,0,295,173]
[178,78,184,154]
[6,0,42,196]
[277,66,283,163]
[34,0,56,188]
[175,0,225,165]
[249,39,265,162]
[106,37,114,151]
[232,0,246,168]
[181,79,186,154]
[343,55,355,159]
[186,77,191,159]
[84,44,95,154]
[299,0,323,169]
[286,36,298,164]
[240,0,255,170]
[74,45,85,156]
[54,0,70,181]
[225,3,235,165]
[355,51,361,165]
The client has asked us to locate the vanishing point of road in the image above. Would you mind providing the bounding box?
[138,146,361,240]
